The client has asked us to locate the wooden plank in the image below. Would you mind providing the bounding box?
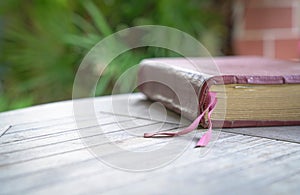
[102,141,300,195]
[0,93,300,195]
[0,120,163,167]
[267,171,300,194]
[0,131,288,190]
[0,130,232,181]
[3,113,111,134]
[5,136,299,195]
[0,117,131,155]
[0,133,255,194]
[0,101,75,127]
[0,121,183,179]
[0,115,131,145]
[223,125,300,144]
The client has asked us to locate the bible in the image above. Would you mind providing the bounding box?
[138,56,300,146]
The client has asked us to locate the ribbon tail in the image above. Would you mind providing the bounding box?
[196,92,217,147]
[143,111,205,138]
[144,92,218,148]
[195,129,212,147]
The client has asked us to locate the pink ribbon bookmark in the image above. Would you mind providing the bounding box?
[144,92,217,147]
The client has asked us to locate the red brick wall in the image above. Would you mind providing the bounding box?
[233,0,300,60]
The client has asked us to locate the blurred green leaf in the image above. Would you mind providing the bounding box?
[82,0,112,36]
[0,0,231,112]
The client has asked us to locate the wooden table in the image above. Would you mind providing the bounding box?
[1,93,300,195]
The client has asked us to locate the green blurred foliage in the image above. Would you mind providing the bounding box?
[0,0,232,112]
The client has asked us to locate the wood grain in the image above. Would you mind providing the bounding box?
[0,93,299,195]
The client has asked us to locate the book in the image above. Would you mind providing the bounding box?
[138,56,300,130]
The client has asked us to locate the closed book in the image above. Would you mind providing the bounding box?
[138,56,300,128]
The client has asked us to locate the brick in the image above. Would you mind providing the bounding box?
[245,0,293,8]
[244,7,293,30]
[234,39,264,56]
[274,39,300,59]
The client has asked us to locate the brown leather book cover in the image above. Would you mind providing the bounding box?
[138,56,300,128]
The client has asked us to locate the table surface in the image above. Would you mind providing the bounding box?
[0,93,300,195]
